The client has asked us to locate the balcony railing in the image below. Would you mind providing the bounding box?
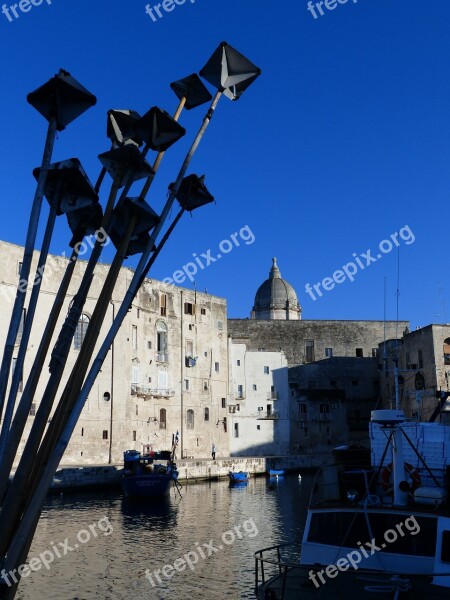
[257,410,280,420]
[267,391,278,400]
[131,384,175,398]
[156,352,169,363]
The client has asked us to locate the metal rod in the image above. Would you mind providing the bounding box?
[0,201,58,467]
[0,117,57,423]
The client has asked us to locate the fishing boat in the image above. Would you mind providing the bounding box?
[228,470,249,485]
[121,450,179,498]
[254,408,450,598]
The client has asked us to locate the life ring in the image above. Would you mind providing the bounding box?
[380,462,421,491]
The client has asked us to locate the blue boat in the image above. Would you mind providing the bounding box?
[268,469,285,477]
[228,470,249,484]
[121,450,179,498]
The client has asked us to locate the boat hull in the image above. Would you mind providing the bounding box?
[121,473,174,497]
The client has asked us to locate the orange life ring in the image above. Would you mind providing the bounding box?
[380,462,421,491]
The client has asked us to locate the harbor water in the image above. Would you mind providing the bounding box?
[15,474,313,600]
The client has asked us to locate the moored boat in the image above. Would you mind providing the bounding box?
[229,470,249,485]
[121,450,179,498]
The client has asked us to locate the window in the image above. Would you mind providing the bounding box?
[136,404,138,416]
[160,408,167,430]
[325,347,333,358]
[137,308,140,319]
[201,308,206,315]
[81,427,84,436]
[184,379,189,391]
[102,430,108,440]
[217,320,224,330]
[237,359,241,366]
[234,423,239,438]
[237,384,244,398]
[132,325,137,351]
[355,348,363,358]
[204,407,209,422]
[17,261,22,276]
[418,350,423,369]
[223,417,227,432]
[147,341,152,349]
[186,340,194,356]
[257,425,261,430]
[372,348,378,358]
[133,431,137,441]
[215,362,219,373]
[131,366,140,385]
[186,409,194,429]
[373,378,381,394]
[160,294,167,316]
[406,353,411,368]
[320,403,330,413]
[415,372,425,391]
[184,302,195,315]
[74,313,90,350]
[253,384,257,391]
[221,398,226,408]
[305,340,315,363]
[156,321,168,361]
[17,308,26,344]
[264,366,270,374]
[29,403,36,416]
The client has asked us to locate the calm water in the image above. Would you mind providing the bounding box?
[14,474,313,600]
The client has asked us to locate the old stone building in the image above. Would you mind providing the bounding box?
[0,240,229,465]
[380,324,450,421]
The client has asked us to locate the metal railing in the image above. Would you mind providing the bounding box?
[131,384,175,397]
[254,543,299,599]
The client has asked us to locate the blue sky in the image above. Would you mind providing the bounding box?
[0,0,448,328]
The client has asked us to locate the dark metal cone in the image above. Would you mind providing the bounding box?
[67,203,104,247]
[171,174,214,211]
[98,146,155,187]
[223,73,261,101]
[27,69,96,131]
[109,230,150,257]
[109,197,160,249]
[170,74,212,110]
[134,107,186,152]
[107,109,143,147]
[33,158,98,215]
[199,42,261,93]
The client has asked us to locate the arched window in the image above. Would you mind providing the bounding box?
[444,338,450,365]
[186,409,194,430]
[159,408,167,430]
[156,320,168,362]
[74,314,90,350]
[204,407,209,422]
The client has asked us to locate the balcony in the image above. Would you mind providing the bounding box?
[131,384,175,398]
[185,356,197,368]
[267,391,278,400]
[257,410,280,420]
[156,352,169,363]
[319,413,331,422]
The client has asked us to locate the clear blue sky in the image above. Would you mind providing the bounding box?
[0,0,448,328]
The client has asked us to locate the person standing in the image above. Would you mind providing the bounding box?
[211,443,217,460]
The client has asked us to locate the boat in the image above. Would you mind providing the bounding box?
[228,470,249,485]
[121,449,179,498]
[269,469,285,477]
[254,408,450,598]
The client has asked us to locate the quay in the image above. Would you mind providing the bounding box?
[26,452,332,493]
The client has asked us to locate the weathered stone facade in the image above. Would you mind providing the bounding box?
[0,241,229,465]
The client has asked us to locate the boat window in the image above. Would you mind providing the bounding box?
[442,531,450,563]
[308,512,437,557]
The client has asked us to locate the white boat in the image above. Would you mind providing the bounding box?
[254,409,450,599]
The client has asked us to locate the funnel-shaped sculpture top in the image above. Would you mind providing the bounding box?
[27,69,96,131]
[134,107,186,152]
[170,74,212,110]
[171,174,214,212]
[200,42,261,99]
[98,145,155,188]
[107,109,143,148]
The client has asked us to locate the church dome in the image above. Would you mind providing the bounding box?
[252,258,301,320]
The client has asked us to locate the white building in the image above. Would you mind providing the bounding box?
[228,342,290,456]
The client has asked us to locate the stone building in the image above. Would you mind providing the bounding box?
[229,258,409,452]
[0,240,229,465]
[380,324,450,422]
[228,342,290,456]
